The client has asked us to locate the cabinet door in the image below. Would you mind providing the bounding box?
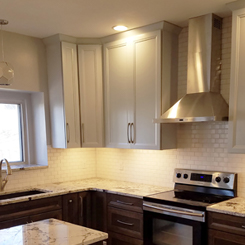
[62,193,79,224]
[104,39,134,148]
[61,42,81,148]
[209,229,245,245]
[78,45,104,147]
[132,31,161,149]
[228,6,245,153]
[78,191,91,227]
[46,40,81,148]
[91,191,107,232]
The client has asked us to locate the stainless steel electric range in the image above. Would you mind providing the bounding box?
[143,169,237,245]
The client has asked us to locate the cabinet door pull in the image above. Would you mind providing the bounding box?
[242,225,245,229]
[117,219,134,226]
[69,199,73,203]
[81,123,85,143]
[116,200,133,206]
[127,123,130,143]
[80,196,84,219]
[66,123,70,143]
[130,123,135,143]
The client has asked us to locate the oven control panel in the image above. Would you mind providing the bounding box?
[174,169,237,189]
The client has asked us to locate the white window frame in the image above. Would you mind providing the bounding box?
[0,91,33,165]
[0,89,48,168]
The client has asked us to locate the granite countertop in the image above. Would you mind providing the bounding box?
[0,218,108,245]
[207,197,245,217]
[0,178,172,206]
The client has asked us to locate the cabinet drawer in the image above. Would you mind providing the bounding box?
[209,229,245,245]
[107,193,143,213]
[208,212,245,236]
[108,207,143,240]
[31,209,62,222]
[108,231,143,245]
[0,196,62,222]
[0,216,29,230]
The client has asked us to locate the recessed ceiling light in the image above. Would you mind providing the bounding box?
[113,25,128,31]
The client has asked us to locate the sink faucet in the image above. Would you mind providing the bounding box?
[0,158,12,191]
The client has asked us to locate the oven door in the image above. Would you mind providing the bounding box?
[143,202,207,245]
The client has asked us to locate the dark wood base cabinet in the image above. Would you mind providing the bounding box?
[208,212,245,245]
[108,231,143,245]
[107,193,143,245]
[0,196,62,230]
[209,229,245,245]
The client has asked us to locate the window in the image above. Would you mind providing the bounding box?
[0,103,23,162]
[0,89,48,168]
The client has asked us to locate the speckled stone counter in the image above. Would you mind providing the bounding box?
[0,178,172,206]
[207,197,245,217]
[0,218,108,245]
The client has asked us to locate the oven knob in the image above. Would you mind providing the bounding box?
[215,176,221,183]
[224,177,230,184]
[184,174,188,179]
[176,173,181,178]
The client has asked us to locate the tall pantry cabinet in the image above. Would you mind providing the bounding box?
[103,22,181,150]
[227,0,245,153]
[44,35,104,148]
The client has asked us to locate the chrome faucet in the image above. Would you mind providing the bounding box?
[0,158,12,191]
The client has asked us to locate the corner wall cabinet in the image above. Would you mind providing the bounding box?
[103,23,180,150]
[228,1,245,153]
[44,36,104,148]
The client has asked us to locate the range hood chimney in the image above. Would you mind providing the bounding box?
[155,13,229,123]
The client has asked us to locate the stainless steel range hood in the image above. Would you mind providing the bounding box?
[155,13,229,123]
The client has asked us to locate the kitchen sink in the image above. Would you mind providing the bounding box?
[0,190,48,200]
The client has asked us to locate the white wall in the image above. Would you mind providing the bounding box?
[0,30,51,143]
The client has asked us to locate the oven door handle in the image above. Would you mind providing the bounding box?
[143,203,204,217]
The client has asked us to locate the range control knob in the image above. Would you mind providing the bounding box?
[183,174,188,179]
[215,176,221,183]
[224,177,230,184]
[176,173,181,178]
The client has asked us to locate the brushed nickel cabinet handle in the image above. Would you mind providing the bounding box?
[242,225,245,229]
[117,219,134,226]
[69,199,73,203]
[130,123,135,143]
[116,200,133,206]
[66,123,70,143]
[127,123,130,143]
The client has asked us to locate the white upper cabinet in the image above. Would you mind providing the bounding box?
[44,35,104,148]
[46,41,81,148]
[133,31,161,149]
[78,45,104,147]
[228,1,245,153]
[104,39,134,148]
[104,23,180,150]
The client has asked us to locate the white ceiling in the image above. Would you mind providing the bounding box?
[0,0,236,39]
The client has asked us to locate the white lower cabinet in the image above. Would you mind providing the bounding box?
[45,36,104,148]
[228,1,245,153]
[104,24,180,150]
